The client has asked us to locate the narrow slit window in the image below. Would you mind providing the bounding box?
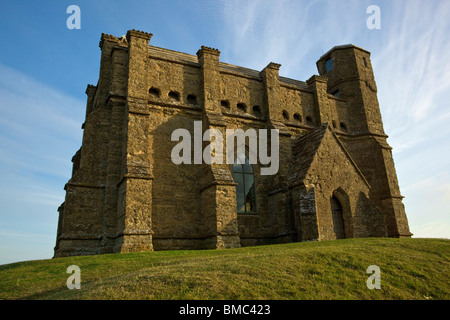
[363,57,368,67]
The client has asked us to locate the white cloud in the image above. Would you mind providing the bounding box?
[218,0,342,77]
[369,1,450,240]
[375,1,450,131]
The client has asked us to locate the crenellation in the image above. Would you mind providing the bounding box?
[126,29,153,42]
[99,33,119,48]
[197,45,221,57]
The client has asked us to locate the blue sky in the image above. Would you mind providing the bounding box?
[0,0,449,265]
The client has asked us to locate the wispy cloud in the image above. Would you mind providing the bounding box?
[374,0,450,139]
[0,63,84,179]
[218,0,450,239]
[370,2,450,240]
[218,0,367,79]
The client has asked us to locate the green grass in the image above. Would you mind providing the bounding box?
[0,238,448,300]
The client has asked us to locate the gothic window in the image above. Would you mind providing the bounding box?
[331,196,345,239]
[232,153,256,214]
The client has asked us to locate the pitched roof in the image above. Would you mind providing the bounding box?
[289,123,328,185]
[288,123,370,189]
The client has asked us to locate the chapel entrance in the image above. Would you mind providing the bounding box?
[331,196,346,239]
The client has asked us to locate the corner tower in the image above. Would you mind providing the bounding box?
[317,45,412,238]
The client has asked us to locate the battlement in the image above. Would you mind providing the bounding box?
[99,33,122,48]
[126,29,153,42]
[197,45,221,57]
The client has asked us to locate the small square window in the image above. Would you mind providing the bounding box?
[221,100,230,108]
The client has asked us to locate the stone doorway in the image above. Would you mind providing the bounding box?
[331,196,346,239]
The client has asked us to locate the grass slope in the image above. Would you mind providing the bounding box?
[0,238,448,300]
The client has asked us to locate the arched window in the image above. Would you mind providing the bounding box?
[330,196,345,239]
[232,153,256,214]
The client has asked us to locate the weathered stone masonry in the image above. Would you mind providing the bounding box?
[54,30,412,257]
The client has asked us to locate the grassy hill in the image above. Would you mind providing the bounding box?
[0,238,448,300]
